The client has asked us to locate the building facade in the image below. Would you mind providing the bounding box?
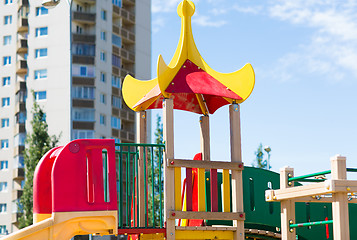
[0,0,151,234]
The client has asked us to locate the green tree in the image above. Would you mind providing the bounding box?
[147,114,164,226]
[18,99,60,228]
[252,143,267,169]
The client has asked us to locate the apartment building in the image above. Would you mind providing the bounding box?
[0,0,151,234]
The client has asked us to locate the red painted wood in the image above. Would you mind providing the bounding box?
[186,168,193,211]
[189,153,204,226]
[210,169,218,212]
[118,228,166,234]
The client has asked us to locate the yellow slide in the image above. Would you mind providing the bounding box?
[3,211,117,240]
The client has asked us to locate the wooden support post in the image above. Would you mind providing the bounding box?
[136,111,146,227]
[163,98,175,240]
[280,167,296,240]
[331,155,349,240]
[229,104,244,240]
[199,115,210,212]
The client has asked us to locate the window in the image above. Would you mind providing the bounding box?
[34,69,47,79]
[34,91,47,101]
[76,4,82,12]
[112,96,122,109]
[2,77,10,86]
[14,156,24,168]
[100,72,106,83]
[112,55,121,68]
[14,133,25,147]
[3,35,11,45]
[5,0,13,4]
[15,112,26,124]
[100,93,106,104]
[0,204,6,213]
[0,182,7,192]
[112,34,121,47]
[0,161,8,170]
[72,86,95,99]
[80,66,87,76]
[36,7,48,16]
[1,119,9,128]
[3,56,11,65]
[35,48,47,58]
[73,130,94,139]
[101,31,106,41]
[100,114,106,125]
[76,25,83,34]
[35,27,48,37]
[2,97,10,107]
[111,75,121,88]
[112,0,122,7]
[111,116,121,129]
[0,225,6,235]
[4,15,12,25]
[1,140,9,149]
[73,108,95,121]
[101,10,107,20]
[100,51,106,62]
[72,65,95,77]
[74,44,95,56]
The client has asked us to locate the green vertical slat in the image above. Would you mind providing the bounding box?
[136,146,139,228]
[151,146,155,227]
[103,150,108,202]
[143,146,148,228]
[126,148,130,227]
[132,147,135,227]
[158,146,163,228]
[118,148,123,227]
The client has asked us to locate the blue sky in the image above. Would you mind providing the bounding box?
[150,0,357,176]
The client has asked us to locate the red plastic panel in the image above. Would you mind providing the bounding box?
[210,169,218,212]
[51,139,117,212]
[33,147,63,214]
[189,153,204,226]
[186,168,193,211]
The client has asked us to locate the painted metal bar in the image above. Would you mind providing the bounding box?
[289,170,331,181]
[116,143,165,147]
[136,146,139,228]
[143,146,148,228]
[126,148,130,227]
[151,146,155,227]
[118,148,123,227]
[347,168,357,172]
[210,169,218,212]
[186,168,193,211]
[222,169,230,212]
[290,220,333,228]
[132,146,136,227]
[158,146,163,228]
[295,178,326,182]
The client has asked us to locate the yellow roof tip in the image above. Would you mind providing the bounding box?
[177,0,195,18]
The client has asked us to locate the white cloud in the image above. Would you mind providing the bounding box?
[265,0,357,82]
[152,0,182,13]
[192,14,227,27]
[233,5,262,15]
[152,17,166,33]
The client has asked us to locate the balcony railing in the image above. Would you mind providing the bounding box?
[112,25,135,43]
[112,66,134,79]
[72,11,96,24]
[13,168,24,180]
[72,34,96,44]
[72,55,95,65]
[14,123,26,135]
[113,46,135,63]
[113,5,135,24]
[16,60,27,74]
[12,189,23,200]
[122,0,135,5]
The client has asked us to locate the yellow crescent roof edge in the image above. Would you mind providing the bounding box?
[122,75,159,111]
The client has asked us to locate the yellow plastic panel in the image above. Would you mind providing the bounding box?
[222,169,231,212]
[197,168,206,212]
[175,167,182,211]
[176,230,233,239]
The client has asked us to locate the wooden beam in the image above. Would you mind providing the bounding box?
[167,159,244,170]
[163,98,175,240]
[331,155,349,240]
[280,167,296,240]
[200,115,210,161]
[136,111,146,227]
[168,211,245,220]
[229,104,244,240]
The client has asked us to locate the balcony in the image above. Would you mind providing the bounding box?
[14,123,26,135]
[15,102,26,114]
[113,5,135,24]
[16,60,27,74]
[72,121,95,130]
[72,11,96,24]
[75,0,95,4]
[17,17,28,32]
[12,213,21,223]
[72,34,95,44]
[72,55,95,65]
[112,25,135,44]
[16,39,28,53]
[112,66,134,79]
[120,108,135,122]
[12,189,23,200]
[72,99,94,108]
[13,146,25,156]
[123,0,135,5]
[17,0,29,6]
[13,168,24,180]
[15,81,26,93]
[112,46,135,63]
[72,77,95,86]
